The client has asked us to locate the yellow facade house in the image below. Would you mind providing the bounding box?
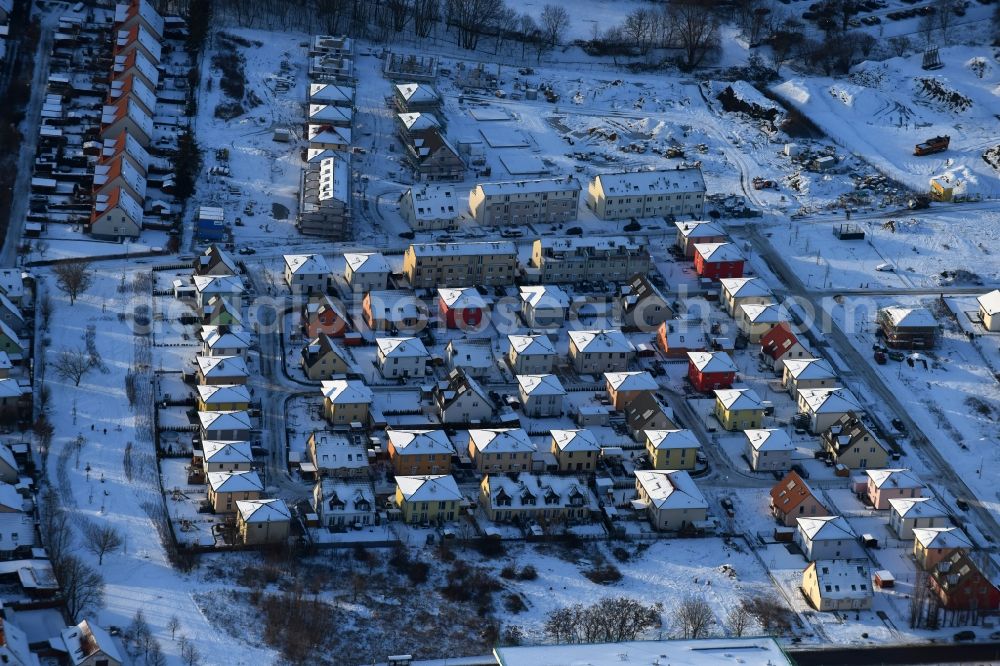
[713,388,764,431]
[394,474,462,524]
[644,429,700,470]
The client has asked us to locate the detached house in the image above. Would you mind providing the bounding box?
[313,479,376,531]
[376,336,429,378]
[395,474,462,524]
[202,297,242,327]
[237,499,291,545]
[89,187,142,240]
[720,277,773,317]
[479,474,593,524]
[284,254,331,295]
[675,220,727,257]
[796,387,862,434]
[301,333,352,380]
[929,552,1000,612]
[396,112,465,181]
[625,393,676,440]
[199,410,252,442]
[363,290,428,333]
[877,306,937,350]
[344,252,390,293]
[913,527,972,571]
[302,295,349,339]
[760,323,809,372]
[746,428,794,472]
[568,329,636,375]
[207,470,263,513]
[307,431,369,478]
[693,243,744,281]
[192,275,244,310]
[889,496,948,539]
[821,412,890,470]
[320,379,373,426]
[550,429,600,473]
[194,244,238,276]
[310,82,355,107]
[434,367,493,423]
[737,303,788,343]
[634,469,708,532]
[400,184,462,231]
[687,351,737,393]
[520,285,570,329]
[196,384,251,412]
[468,428,535,473]
[771,471,828,527]
[517,374,566,417]
[796,516,858,561]
[645,429,700,471]
[783,357,836,398]
[196,355,249,386]
[387,429,454,475]
[977,289,1000,331]
[200,326,251,358]
[802,560,873,612]
[444,339,493,379]
[866,468,922,510]
[201,440,253,474]
[714,388,764,431]
[658,321,707,358]
[605,371,658,410]
[507,334,557,375]
[438,287,486,330]
[394,82,442,114]
[59,620,125,666]
[620,274,672,330]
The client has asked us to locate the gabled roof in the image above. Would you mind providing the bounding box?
[746,428,794,452]
[595,168,706,197]
[309,83,354,104]
[714,388,763,411]
[397,112,440,131]
[115,24,162,63]
[694,242,743,263]
[307,124,352,146]
[675,220,725,239]
[395,83,440,104]
[438,287,486,310]
[61,619,124,666]
[625,392,674,432]
[345,252,390,274]
[520,285,570,310]
[198,410,251,432]
[208,470,263,493]
[396,474,462,502]
[508,334,556,356]
[605,371,658,392]
[0,483,23,512]
[889,496,947,520]
[634,469,708,510]
[115,0,164,38]
[101,132,150,170]
[445,339,493,371]
[645,429,700,451]
[93,153,146,199]
[978,289,1000,316]
[284,253,331,276]
[687,351,737,374]
[436,368,492,412]
[112,48,159,88]
[0,379,22,399]
[237,498,290,523]
[866,468,922,490]
[304,295,347,321]
[760,323,803,361]
[721,277,772,300]
[92,187,143,227]
[806,560,871,601]
[196,383,251,405]
[798,515,855,541]
[517,373,566,397]
[798,387,861,414]
[196,355,249,378]
[469,428,535,454]
[0,321,18,347]
[202,440,253,465]
[376,336,428,358]
[320,379,373,405]
[880,306,936,329]
[192,274,244,295]
[308,103,352,124]
[196,244,238,274]
[913,526,971,550]
[740,302,787,324]
[483,473,592,512]
[200,326,251,350]
[551,429,599,452]
[387,429,453,456]
[101,96,153,138]
[784,357,835,381]
[770,470,820,514]
[569,329,635,354]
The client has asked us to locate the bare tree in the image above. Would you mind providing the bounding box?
[412,0,440,37]
[918,8,936,45]
[387,0,412,31]
[742,595,793,635]
[675,594,715,639]
[34,416,55,473]
[53,261,94,305]
[84,523,124,565]
[621,8,658,55]
[52,347,94,386]
[180,637,201,666]
[767,17,804,74]
[668,0,720,70]
[539,4,570,48]
[544,605,579,644]
[60,554,106,622]
[167,615,181,640]
[725,604,753,637]
[518,12,537,58]
[545,598,660,644]
[888,34,910,57]
[936,0,955,44]
[446,0,506,49]
[146,643,167,666]
[39,489,72,571]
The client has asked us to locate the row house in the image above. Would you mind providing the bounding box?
[394,474,462,524]
[468,428,535,473]
[479,474,594,524]
[469,177,581,227]
[530,237,651,285]
[313,478,375,531]
[588,167,706,220]
[403,241,517,288]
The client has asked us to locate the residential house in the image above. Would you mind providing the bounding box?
[770,471,829,527]
[797,387,862,434]
[396,112,465,181]
[889,497,949,539]
[309,82,355,107]
[59,619,124,666]
[0,270,25,306]
[720,277,773,317]
[344,252,390,293]
[802,560,873,611]
[550,429,600,473]
[236,499,291,545]
[301,333,352,380]
[363,290,428,333]
[977,289,1000,331]
[107,71,157,118]
[587,168,706,220]
[307,103,352,127]
[0,352,10,378]
[568,329,635,374]
[400,184,462,231]
[693,243,744,281]
[760,323,809,372]
[746,429,794,472]
[307,431,369,478]
[393,82,441,114]
[929,551,1000,612]
[796,516,858,561]
[438,287,486,330]
[469,177,581,226]
[737,303,788,343]
[468,428,535,473]
[866,468,923,510]
[714,388,764,431]
[0,323,21,361]
[530,237,651,284]
[645,429,700,471]
[783,357,837,398]
[307,124,351,151]
[207,470,263,513]
[634,469,709,531]
[302,295,349,339]
[658,321,707,358]
[0,378,25,423]
[0,444,17,483]
[821,412,890,470]
[605,371,657,410]
[196,384,251,412]
[89,187,142,240]
[92,153,146,203]
[444,339,493,379]
[1,617,38,666]
[100,97,153,147]
[195,356,249,386]
[192,275,244,310]
[298,155,351,239]
[687,351,737,393]
[313,479,376,531]
[877,306,938,350]
[199,411,251,442]
[194,244,238,276]
[403,241,517,288]
[200,326,251,358]
[913,527,972,571]
[202,296,242,327]
[284,254,331,295]
[201,440,253,474]
[517,374,566,417]
[387,429,454,475]
[310,34,354,57]
[625,392,676,440]
[394,474,462,524]
[675,220,727,257]
[114,0,164,38]
[620,274,672,330]
[376,337,429,378]
[434,367,494,423]
[507,334,557,374]
[320,379,373,426]
[520,285,570,329]
[114,24,161,64]
[479,474,593,524]
[111,49,159,91]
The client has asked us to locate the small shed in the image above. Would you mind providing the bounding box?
[874,570,895,588]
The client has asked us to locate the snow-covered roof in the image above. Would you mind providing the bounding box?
[61,619,124,666]
[308,103,352,124]
[202,440,253,465]
[365,290,424,319]
[200,326,251,350]
[740,302,786,324]
[93,187,143,226]
[445,339,493,370]
[0,378,23,399]
[783,357,835,380]
[645,429,700,451]
[746,428,794,452]
[551,429,599,453]
[102,132,150,170]
[469,428,535,454]
[397,111,440,131]
[109,73,157,113]
[0,444,15,474]
[376,336,429,359]
[913,526,971,550]
[508,334,556,356]
[483,474,592,512]
[315,156,349,203]
[714,388,763,411]
[406,184,462,221]
[207,470,262,493]
[476,176,580,196]
[595,167,706,196]
[198,410,251,432]
[196,355,249,378]
[675,220,725,239]
[634,469,708,510]
[237,498,290,523]
[520,285,570,310]
[880,306,936,328]
[537,235,646,255]
[408,241,516,257]
[889,496,947,519]
[116,24,162,62]
[309,83,354,105]
[798,387,861,414]
[196,383,251,405]
[307,124,351,146]
[438,287,486,310]
[395,474,462,503]
[687,351,737,373]
[866,468,922,490]
[977,289,1000,316]
[0,353,11,371]
[321,379,373,405]
[605,371,657,392]
[284,253,331,276]
[798,515,855,541]
[494,638,791,666]
[93,154,146,199]
[387,429,453,456]
[192,274,244,295]
[517,373,566,397]
[0,483,23,512]
[310,431,368,470]
[112,49,159,88]
[395,82,440,104]
[694,242,744,263]
[807,560,871,601]
[101,96,153,137]
[720,277,772,299]
[345,252,390,274]
[568,329,635,354]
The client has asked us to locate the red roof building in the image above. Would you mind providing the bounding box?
[929,551,1000,612]
[760,322,809,370]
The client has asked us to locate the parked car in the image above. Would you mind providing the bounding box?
[956,498,970,511]
[875,262,894,272]
[953,630,975,642]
